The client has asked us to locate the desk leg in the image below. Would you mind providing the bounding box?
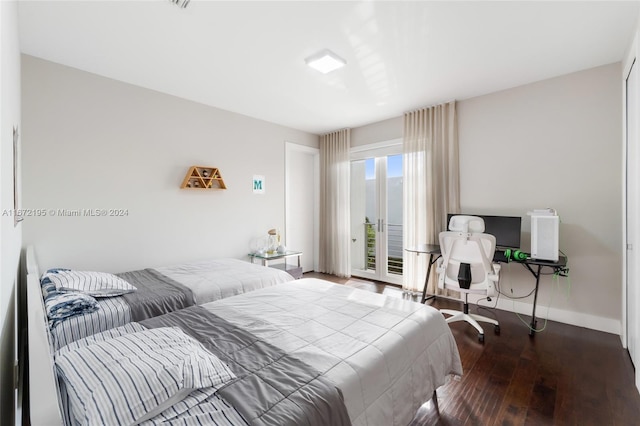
[529,264,542,337]
[421,254,436,304]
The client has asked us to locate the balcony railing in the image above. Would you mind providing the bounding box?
[364,222,403,275]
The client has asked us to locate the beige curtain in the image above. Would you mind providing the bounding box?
[403,101,460,294]
[319,129,351,277]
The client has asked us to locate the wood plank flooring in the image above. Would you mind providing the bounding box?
[303,272,640,425]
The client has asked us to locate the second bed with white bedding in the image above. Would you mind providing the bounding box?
[47,257,293,349]
[155,257,293,303]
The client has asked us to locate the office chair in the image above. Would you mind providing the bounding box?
[436,215,500,342]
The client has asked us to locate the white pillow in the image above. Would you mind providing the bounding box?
[55,327,236,426]
[48,270,136,297]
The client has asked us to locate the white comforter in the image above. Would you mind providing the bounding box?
[201,278,463,426]
[155,258,293,304]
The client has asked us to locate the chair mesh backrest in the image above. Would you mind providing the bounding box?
[439,216,496,289]
[440,235,495,285]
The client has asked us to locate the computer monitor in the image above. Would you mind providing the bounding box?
[447,214,522,249]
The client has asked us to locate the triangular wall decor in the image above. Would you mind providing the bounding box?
[180,166,227,189]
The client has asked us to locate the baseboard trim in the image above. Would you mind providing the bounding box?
[464,295,621,335]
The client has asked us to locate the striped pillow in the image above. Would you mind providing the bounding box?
[40,268,71,300]
[55,327,236,426]
[48,270,136,297]
[55,322,146,357]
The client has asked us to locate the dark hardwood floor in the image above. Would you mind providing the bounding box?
[303,272,640,426]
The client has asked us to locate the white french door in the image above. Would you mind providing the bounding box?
[350,142,403,285]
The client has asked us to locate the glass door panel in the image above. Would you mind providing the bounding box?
[350,153,403,285]
[386,154,403,278]
[350,158,376,274]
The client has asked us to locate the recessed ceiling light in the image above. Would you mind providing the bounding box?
[305,49,346,74]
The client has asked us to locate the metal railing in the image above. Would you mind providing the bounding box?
[363,222,403,275]
[387,223,403,275]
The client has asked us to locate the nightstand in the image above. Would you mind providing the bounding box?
[248,250,303,279]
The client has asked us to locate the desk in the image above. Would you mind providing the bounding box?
[405,245,568,336]
[518,255,568,335]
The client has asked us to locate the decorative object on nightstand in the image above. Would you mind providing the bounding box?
[180,166,227,190]
[275,231,287,254]
[267,229,279,254]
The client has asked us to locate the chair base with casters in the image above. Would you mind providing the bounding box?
[440,293,500,343]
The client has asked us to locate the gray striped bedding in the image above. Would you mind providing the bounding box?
[48,268,194,350]
[55,326,241,426]
[51,298,132,351]
[48,270,137,297]
[55,307,350,426]
[55,324,249,426]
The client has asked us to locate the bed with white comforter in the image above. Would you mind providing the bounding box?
[45,278,462,426]
[155,257,293,303]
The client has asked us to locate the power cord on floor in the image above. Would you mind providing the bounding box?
[474,258,571,333]
[513,269,571,333]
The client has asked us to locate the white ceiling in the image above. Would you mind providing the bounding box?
[18,1,640,134]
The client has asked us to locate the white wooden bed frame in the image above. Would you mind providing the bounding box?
[26,246,64,425]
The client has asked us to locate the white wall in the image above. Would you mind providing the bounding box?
[350,63,623,334]
[21,55,318,273]
[351,116,402,148]
[459,62,622,333]
[0,2,22,425]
